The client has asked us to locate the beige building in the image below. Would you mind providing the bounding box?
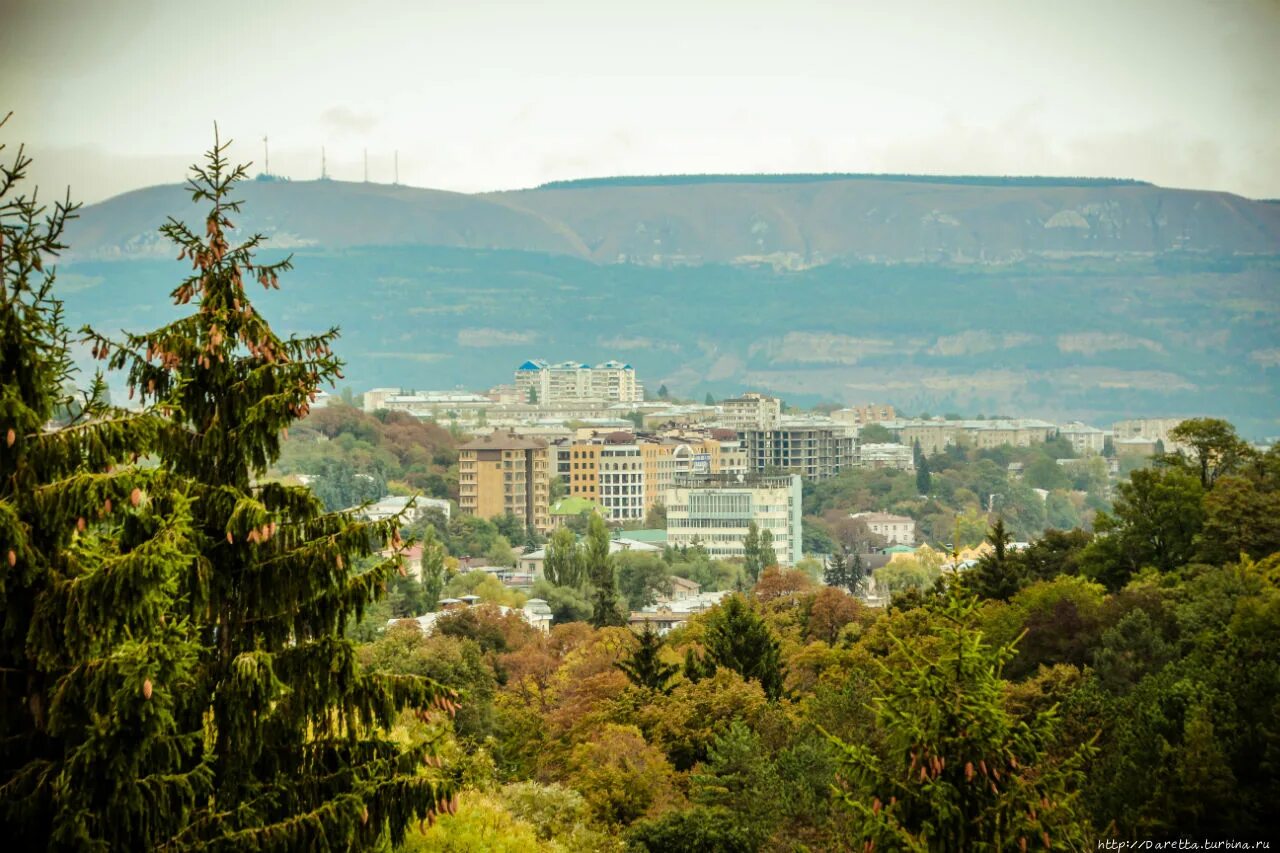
[883,418,1058,456]
[832,403,896,426]
[1057,421,1107,455]
[458,431,551,533]
[514,359,642,404]
[665,473,803,566]
[1112,418,1187,451]
[851,511,917,546]
[719,392,782,431]
[362,387,495,417]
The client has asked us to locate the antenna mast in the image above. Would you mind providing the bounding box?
[263,135,270,175]
[321,146,328,180]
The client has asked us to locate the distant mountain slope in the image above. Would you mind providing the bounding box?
[64,179,588,261]
[65,175,1280,265]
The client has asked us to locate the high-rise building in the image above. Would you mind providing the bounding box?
[742,418,855,480]
[458,431,550,533]
[514,359,642,404]
[665,473,803,566]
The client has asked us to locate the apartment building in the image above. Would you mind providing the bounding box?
[741,418,856,480]
[719,392,782,431]
[458,431,551,534]
[564,430,749,521]
[851,511,916,546]
[665,473,803,566]
[1057,421,1107,455]
[362,387,495,417]
[881,419,1058,456]
[855,442,915,470]
[514,359,643,404]
[1112,418,1187,451]
[832,403,896,426]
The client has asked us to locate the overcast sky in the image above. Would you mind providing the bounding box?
[3,0,1278,203]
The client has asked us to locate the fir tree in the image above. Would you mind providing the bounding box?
[704,595,785,701]
[916,454,932,494]
[967,517,1022,601]
[824,549,849,589]
[616,626,679,694]
[1,114,209,851]
[584,514,624,627]
[682,646,716,683]
[83,134,458,849]
[826,588,1095,850]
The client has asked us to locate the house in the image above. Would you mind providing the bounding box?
[628,608,689,636]
[655,575,701,604]
[851,511,917,546]
[518,536,663,578]
[354,494,451,523]
[389,597,554,635]
[548,495,606,529]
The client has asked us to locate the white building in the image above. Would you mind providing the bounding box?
[855,442,914,470]
[362,388,495,417]
[514,359,643,405]
[353,495,451,523]
[851,511,916,546]
[518,536,663,578]
[665,473,803,566]
[1057,422,1107,455]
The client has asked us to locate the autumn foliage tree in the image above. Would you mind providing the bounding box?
[78,133,459,849]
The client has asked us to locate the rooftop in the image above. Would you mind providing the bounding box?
[459,430,548,451]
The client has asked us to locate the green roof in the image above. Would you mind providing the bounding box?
[549,496,605,516]
[619,528,668,544]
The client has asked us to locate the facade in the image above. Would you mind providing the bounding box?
[354,495,451,523]
[855,442,915,470]
[719,393,782,431]
[665,473,803,566]
[458,431,551,534]
[1057,421,1107,455]
[742,418,855,480]
[1112,418,1186,450]
[851,511,917,546]
[362,387,495,417]
[514,359,642,404]
[880,418,1058,456]
[832,403,896,426]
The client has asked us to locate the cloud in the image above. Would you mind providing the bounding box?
[457,328,538,347]
[320,106,379,137]
[1057,333,1166,356]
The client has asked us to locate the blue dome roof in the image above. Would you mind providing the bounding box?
[517,360,542,371]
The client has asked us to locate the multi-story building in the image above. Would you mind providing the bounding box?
[850,511,917,546]
[881,419,1058,456]
[563,430,749,521]
[665,473,803,566]
[458,431,550,534]
[1112,418,1186,451]
[514,359,642,405]
[362,388,496,417]
[742,418,855,480]
[855,442,915,470]
[719,393,782,431]
[832,403,896,426]
[1057,421,1107,455]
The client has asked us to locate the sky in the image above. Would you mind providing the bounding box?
[3,0,1278,204]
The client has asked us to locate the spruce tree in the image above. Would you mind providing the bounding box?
[704,595,785,701]
[616,625,679,694]
[823,549,848,589]
[826,588,1095,850]
[1,115,208,851]
[83,134,458,849]
[967,517,1022,601]
[916,455,932,495]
